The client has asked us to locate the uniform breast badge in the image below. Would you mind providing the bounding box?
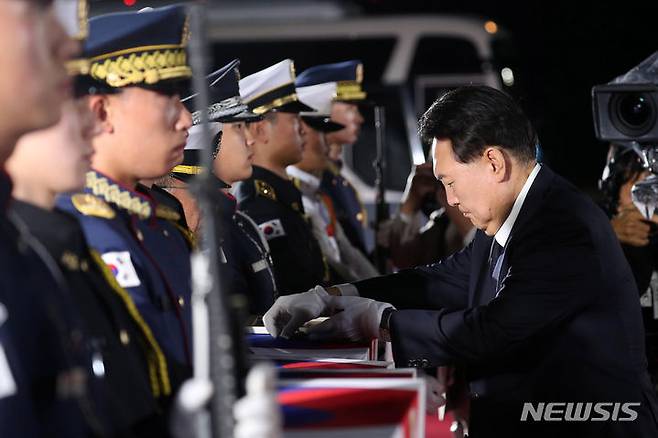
[71,193,116,219]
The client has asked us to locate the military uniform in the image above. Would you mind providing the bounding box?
[234,60,327,294]
[149,183,189,230]
[295,60,371,255]
[56,5,196,375]
[320,162,369,255]
[1,2,119,436]
[171,58,277,314]
[57,171,193,373]
[292,69,379,282]
[0,175,101,438]
[235,166,327,294]
[12,200,170,437]
[213,189,277,315]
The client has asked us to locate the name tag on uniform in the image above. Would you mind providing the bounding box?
[101,251,141,288]
[258,219,286,241]
[251,259,268,273]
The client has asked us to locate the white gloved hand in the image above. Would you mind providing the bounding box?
[422,369,447,416]
[263,286,332,338]
[170,377,214,438]
[234,363,282,438]
[306,295,394,342]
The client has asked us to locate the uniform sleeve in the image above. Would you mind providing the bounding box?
[334,221,379,280]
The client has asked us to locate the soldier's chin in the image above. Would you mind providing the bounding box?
[61,177,86,194]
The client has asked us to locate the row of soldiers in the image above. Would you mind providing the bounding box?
[0,1,381,436]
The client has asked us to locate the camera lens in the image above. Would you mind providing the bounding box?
[610,92,656,137]
[620,94,652,126]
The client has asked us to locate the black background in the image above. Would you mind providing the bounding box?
[94,0,656,193]
[354,0,656,194]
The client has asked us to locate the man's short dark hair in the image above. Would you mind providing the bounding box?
[419,85,537,164]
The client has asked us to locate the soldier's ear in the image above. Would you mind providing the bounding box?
[87,95,113,134]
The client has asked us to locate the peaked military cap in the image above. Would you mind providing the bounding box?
[53,0,90,76]
[239,59,314,115]
[295,60,367,102]
[54,0,88,41]
[171,124,229,189]
[296,81,345,133]
[81,5,191,93]
[182,59,261,124]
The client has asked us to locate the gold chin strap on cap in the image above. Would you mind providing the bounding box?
[172,165,203,175]
[250,93,299,115]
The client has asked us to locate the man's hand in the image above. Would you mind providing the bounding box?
[400,164,439,216]
[422,369,447,415]
[263,286,332,338]
[305,296,393,342]
[611,204,658,247]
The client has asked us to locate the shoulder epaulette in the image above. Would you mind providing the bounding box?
[71,193,116,219]
[291,177,302,190]
[255,179,276,201]
[155,204,181,222]
[327,161,341,176]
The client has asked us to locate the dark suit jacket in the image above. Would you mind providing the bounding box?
[354,166,658,437]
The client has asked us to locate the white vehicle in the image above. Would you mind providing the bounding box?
[204,7,512,249]
[93,1,513,248]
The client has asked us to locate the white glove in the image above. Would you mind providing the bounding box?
[306,295,394,342]
[422,369,447,416]
[234,363,282,438]
[170,377,214,438]
[263,286,332,338]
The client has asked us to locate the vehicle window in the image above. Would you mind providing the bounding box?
[211,38,396,81]
[409,36,483,76]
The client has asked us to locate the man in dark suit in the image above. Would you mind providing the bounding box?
[264,85,658,437]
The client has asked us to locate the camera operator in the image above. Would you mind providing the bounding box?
[593,50,658,390]
[601,144,658,387]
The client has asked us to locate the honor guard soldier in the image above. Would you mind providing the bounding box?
[56,5,195,381]
[288,75,380,283]
[1,1,110,436]
[168,59,278,316]
[296,60,370,254]
[6,4,172,432]
[8,90,171,438]
[234,60,329,295]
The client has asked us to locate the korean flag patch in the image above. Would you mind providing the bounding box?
[101,251,141,288]
[258,219,286,241]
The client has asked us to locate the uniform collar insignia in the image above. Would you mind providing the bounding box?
[85,171,155,220]
[251,166,305,214]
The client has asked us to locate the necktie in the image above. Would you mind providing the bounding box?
[482,240,504,302]
[489,240,504,283]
